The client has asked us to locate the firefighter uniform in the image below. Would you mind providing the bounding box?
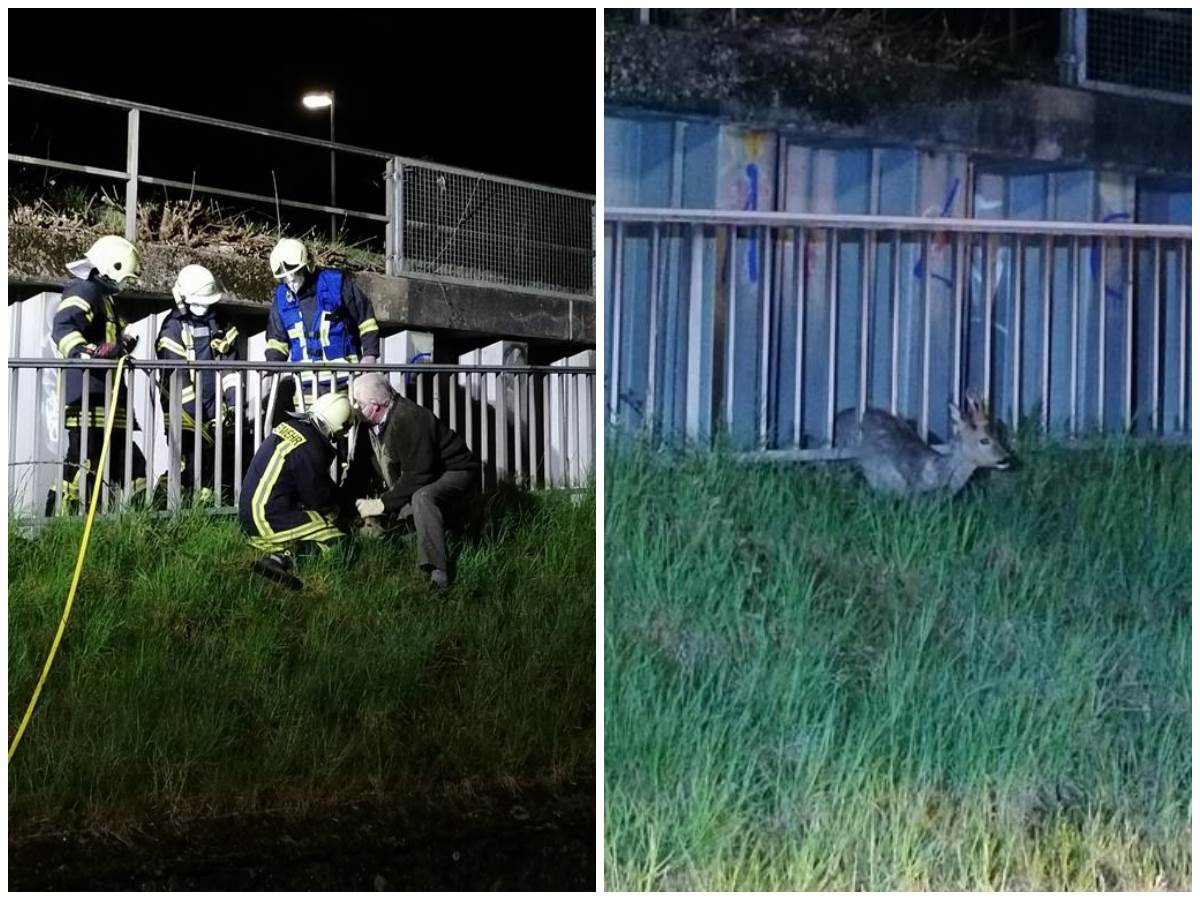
[265,267,380,414]
[46,276,147,514]
[155,309,243,501]
[238,417,344,555]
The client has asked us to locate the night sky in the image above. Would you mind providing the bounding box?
[8,9,597,234]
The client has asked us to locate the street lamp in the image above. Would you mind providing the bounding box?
[302,91,335,241]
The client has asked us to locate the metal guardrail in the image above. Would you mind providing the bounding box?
[605,208,1191,455]
[1061,9,1191,104]
[8,79,595,300]
[8,360,596,521]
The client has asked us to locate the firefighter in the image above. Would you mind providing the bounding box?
[155,264,244,505]
[239,390,352,584]
[46,235,147,515]
[263,237,379,421]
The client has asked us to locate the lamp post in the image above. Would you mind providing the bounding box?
[302,91,335,241]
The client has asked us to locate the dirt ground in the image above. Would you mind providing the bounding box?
[9,784,594,891]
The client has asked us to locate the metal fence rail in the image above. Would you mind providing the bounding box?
[8,360,595,521]
[8,79,595,299]
[394,160,595,298]
[605,207,1191,456]
[1061,9,1191,104]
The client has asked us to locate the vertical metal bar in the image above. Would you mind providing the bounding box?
[646,223,660,430]
[1070,236,1080,436]
[759,226,774,447]
[234,370,244,504]
[543,374,551,488]
[725,226,738,432]
[214,368,224,505]
[858,230,872,417]
[496,369,508,483]
[983,234,994,406]
[254,371,264,451]
[55,369,66,516]
[921,232,932,441]
[102,370,112,511]
[686,224,705,439]
[123,364,133,503]
[124,109,139,243]
[1179,238,1188,433]
[465,370,475,453]
[608,221,624,424]
[953,232,966,406]
[559,372,569,487]
[144,328,157,495]
[384,158,396,276]
[1149,240,1162,434]
[529,371,538,488]
[433,368,442,419]
[417,369,426,407]
[1124,238,1134,433]
[826,230,839,446]
[1097,237,1107,431]
[1012,235,1023,429]
[481,373,491,489]
[168,369,182,512]
[79,371,90,512]
[892,231,902,414]
[1041,235,1052,435]
[586,371,596,480]
[793,227,806,449]
[193,370,204,501]
[514,372,524,485]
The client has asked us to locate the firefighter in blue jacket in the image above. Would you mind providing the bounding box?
[46,235,147,515]
[155,264,244,504]
[264,238,380,420]
[239,391,352,585]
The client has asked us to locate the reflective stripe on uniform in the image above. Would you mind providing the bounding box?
[58,296,94,319]
[58,331,87,356]
[358,317,379,335]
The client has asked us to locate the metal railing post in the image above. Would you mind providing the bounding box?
[125,109,139,243]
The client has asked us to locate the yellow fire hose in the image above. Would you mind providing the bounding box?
[9,355,129,762]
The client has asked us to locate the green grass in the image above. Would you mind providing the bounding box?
[9,487,594,824]
[604,440,1190,891]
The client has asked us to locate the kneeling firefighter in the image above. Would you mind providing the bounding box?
[239,391,352,583]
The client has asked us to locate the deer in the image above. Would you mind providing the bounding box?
[837,393,1011,497]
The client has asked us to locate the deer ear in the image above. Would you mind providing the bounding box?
[949,401,964,430]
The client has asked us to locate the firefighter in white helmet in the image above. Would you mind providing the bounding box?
[155,264,245,505]
[47,235,147,515]
[239,391,353,585]
[264,237,380,422]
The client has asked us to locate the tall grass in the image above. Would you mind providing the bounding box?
[604,440,1189,890]
[9,488,594,825]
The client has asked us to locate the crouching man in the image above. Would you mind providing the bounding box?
[348,373,478,589]
[240,391,352,585]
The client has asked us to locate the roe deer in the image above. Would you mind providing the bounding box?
[838,394,1011,497]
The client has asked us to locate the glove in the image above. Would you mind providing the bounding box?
[360,355,378,366]
[120,333,140,355]
[90,342,121,359]
[356,497,385,518]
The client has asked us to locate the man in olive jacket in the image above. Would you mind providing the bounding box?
[349,372,478,589]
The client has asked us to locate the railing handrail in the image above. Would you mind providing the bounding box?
[8,77,596,201]
[605,206,1192,239]
[7,358,595,375]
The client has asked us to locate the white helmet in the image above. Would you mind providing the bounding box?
[67,235,142,290]
[172,264,224,315]
[309,392,352,439]
[269,238,309,279]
